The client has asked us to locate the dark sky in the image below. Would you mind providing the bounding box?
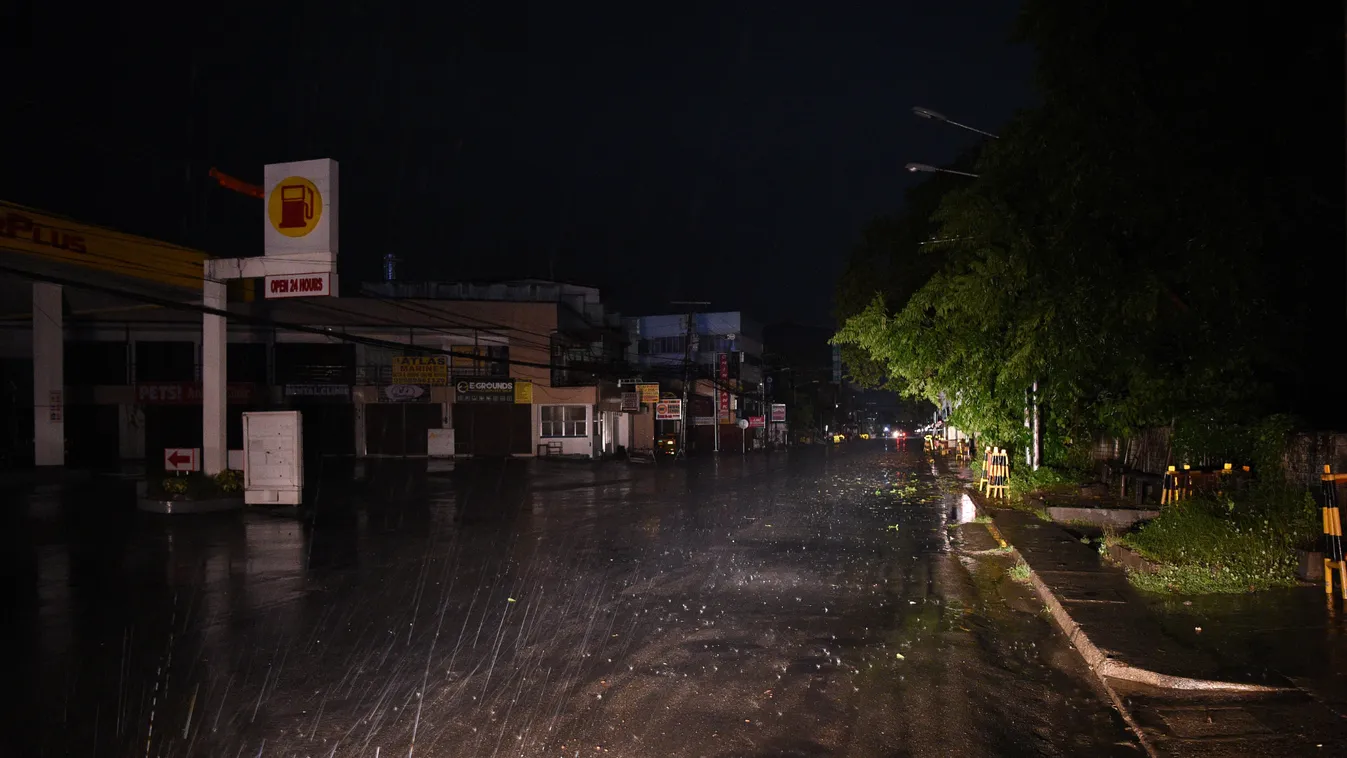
[6,2,1031,326]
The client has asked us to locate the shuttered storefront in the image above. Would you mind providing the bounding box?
[452,404,532,457]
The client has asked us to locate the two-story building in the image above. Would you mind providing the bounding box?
[622,310,766,453]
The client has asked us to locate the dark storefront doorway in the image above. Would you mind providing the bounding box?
[365,403,443,456]
[64,404,119,468]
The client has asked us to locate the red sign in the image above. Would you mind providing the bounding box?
[748,416,766,429]
[164,448,200,472]
[718,353,731,422]
[264,272,332,299]
[137,383,256,405]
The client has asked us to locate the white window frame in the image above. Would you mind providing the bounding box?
[540,405,587,438]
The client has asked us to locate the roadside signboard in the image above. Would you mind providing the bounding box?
[655,399,683,421]
[620,392,639,412]
[514,380,533,404]
[264,272,334,299]
[455,379,515,404]
[392,355,448,385]
[137,382,256,405]
[718,353,732,422]
[748,416,766,429]
[164,447,200,472]
[694,415,715,426]
[264,158,338,257]
[637,383,660,405]
[771,403,787,423]
[285,384,350,399]
[383,384,430,402]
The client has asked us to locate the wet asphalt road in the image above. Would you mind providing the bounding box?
[6,444,1140,757]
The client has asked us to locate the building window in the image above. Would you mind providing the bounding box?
[67,341,128,385]
[540,405,587,438]
[135,341,195,382]
[274,343,356,384]
[450,345,509,377]
[702,337,735,354]
[228,343,268,383]
[638,336,686,355]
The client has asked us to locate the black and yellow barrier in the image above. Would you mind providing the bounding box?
[985,448,1009,499]
[1161,465,1192,505]
[1320,466,1347,599]
[977,446,992,494]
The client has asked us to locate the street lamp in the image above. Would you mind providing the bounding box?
[911,107,1000,139]
[905,162,979,179]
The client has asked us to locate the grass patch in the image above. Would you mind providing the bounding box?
[1120,484,1318,594]
[1007,561,1031,582]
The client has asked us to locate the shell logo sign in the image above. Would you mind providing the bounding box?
[267,176,323,238]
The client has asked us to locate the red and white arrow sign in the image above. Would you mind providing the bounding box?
[164,448,200,472]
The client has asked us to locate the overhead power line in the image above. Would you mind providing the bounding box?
[0,262,767,400]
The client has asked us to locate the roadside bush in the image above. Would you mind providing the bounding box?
[150,470,245,500]
[1007,464,1090,498]
[1121,483,1318,594]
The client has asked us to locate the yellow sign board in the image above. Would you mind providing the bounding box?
[637,383,660,405]
[0,202,210,290]
[391,355,448,385]
[514,380,533,405]
[267,176,323,238]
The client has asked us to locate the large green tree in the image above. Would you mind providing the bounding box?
[836,0,1343,451]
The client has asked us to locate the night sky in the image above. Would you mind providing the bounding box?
[7,2,1030,325]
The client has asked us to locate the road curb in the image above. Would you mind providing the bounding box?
[960,488,1289,695]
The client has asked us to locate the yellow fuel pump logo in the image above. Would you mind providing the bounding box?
[267,176,323,237]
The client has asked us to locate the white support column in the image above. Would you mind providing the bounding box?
[32,283,64,466]
[353,400,367,456]
[202,279,227,475]
[118,404,145,460]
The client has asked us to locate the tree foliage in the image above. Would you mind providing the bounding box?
[835,0,1343,448]
[833,150,981,389]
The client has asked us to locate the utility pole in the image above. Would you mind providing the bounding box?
[1031,380,1040,471]
[671,301,709,459]
[1024,388,1032,468]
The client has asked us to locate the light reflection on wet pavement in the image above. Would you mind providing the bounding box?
[7,446,1138,757]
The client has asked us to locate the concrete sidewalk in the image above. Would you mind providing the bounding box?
[991,508,1293,690]
[972,497,1347,756]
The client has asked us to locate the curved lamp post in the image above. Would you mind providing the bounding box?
[911,107,1000,139]
[905,162,979,179]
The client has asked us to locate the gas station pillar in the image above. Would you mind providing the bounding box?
[32,282,65,466]
[202,278,227,475]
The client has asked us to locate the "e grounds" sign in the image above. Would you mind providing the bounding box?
[455,379,515,404]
